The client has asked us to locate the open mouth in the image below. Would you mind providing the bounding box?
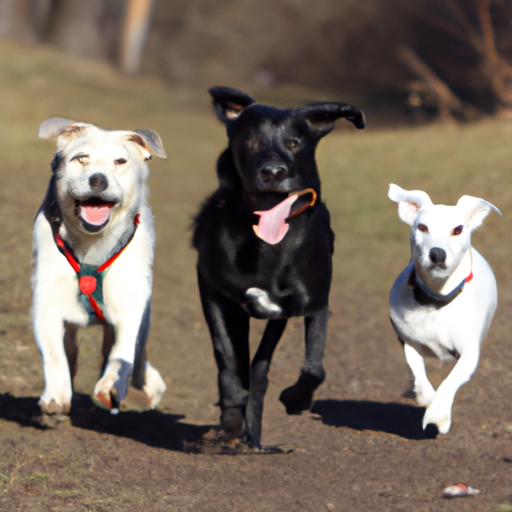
[77,198,116,231]
[252,189,317,245]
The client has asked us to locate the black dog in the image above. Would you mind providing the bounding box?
[193,86,365,449]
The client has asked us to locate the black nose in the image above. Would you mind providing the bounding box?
[259,164,287,183]
[89,173,108,192]
[429,247,447,264]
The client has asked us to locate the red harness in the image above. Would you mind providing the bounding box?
[54,214,140,321]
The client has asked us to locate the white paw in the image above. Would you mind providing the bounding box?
[246,287,282,314]
[92,359,132,409]
[39,369,73,415]
[143,362,167,409]
[39,388,72,415]
[415,384,436,407]
[422,402,452,434]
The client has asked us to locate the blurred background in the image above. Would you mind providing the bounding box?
[2,0,512,125]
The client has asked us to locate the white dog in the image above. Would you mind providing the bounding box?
[388,184,500,433]
[32,117,167,415]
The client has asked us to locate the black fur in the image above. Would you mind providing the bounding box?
[193,86,365,449]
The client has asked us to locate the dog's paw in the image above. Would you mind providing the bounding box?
[220,407,245,438]
[39,381,72,415]
[279,375,320,415]
[39,397,71,416]
[245,288,282,317]
[143,362,167,409]
[415,384,436,407]
[422,402,451,434]
[92,359,133,410]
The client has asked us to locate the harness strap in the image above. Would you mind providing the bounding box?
[54,213,140,321]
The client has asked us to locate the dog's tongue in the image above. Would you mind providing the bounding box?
[253,194,299,245]
[81,204,114,226]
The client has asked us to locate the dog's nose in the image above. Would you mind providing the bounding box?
[89,173,108,192]
[429,247,447,264]
[259,165,287,182]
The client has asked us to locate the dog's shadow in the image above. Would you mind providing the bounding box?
[311,399,438,440]
[0,393,212,452]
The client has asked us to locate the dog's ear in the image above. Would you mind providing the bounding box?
[38,117,85,139]
[388,184,434,226]
[295,102,366,138]
[209,86,256,124]
[456,195,502,231]
[127,130,167,159]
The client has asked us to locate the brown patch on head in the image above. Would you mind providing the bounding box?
[65,124,86,136]
[245,133,263,152]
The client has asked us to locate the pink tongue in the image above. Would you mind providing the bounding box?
[81,205,113,226]
[253,194,298,245]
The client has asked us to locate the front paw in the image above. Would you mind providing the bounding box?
[415,384,436,407]
[279,373,323,415]
[93,359,133,410]
[143,362,167,409]
[422,400,452,434]
[39,380,72,415]
[39,396,71,416]
[220,407,245,438]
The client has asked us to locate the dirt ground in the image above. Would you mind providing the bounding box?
[1,42,512,511]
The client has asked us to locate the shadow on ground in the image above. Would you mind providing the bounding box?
[0,392,212,452]
[311,399,438,440]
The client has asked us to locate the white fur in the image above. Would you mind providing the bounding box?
[32,119,167,414]
[388,184,500,433]
[245,287,283,314]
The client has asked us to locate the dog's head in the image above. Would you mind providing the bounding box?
[388,184,501,281]
[39,117,166,234]
[209,86,365,196]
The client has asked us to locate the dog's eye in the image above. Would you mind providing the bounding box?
[284,137,300,150]
[417,223,429,233]
[72,154,88,165]
[452,225,463,236]
[115,158,127,165]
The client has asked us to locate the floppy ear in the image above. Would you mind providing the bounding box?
[388,183,434,226]
[208,86,256,124]
[294,102,366,138]
[38,117,83,139]
[456,195,502,231]
[128,129,167,159]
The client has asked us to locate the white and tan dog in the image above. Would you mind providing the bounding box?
[388,184,500,434]
[32,117,167,415]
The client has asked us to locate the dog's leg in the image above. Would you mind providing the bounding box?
[422,347,480,434]
[94,299,148,408]
[35,319,73,415]
[244,318,288,448]
[198,271,250,438]
[403,343,435,407]
[63,322,79,386]
[95,298,166,410]
[131,319,167,409]
[280,306,328,414]
[101,323,116,375]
